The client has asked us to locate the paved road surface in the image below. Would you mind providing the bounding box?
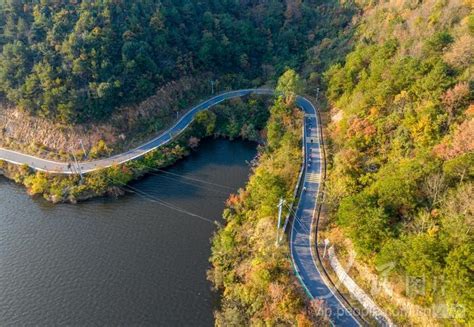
[0,89,361,326]
[291,97,360,326]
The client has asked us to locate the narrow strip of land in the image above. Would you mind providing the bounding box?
[0,89,361,326]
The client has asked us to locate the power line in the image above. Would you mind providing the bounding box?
[103,175,220,226]
[150,168,236,191]
[4,135,232,226]
[146,171,234,196]
[284,202,311,235]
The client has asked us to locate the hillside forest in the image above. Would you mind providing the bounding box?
[0,0,354,123]
[325,0,473,324]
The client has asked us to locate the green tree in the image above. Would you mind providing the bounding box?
[445,244,474,324]
[193,110,216,138]
[337,192,393,255]
[276,68,303,104]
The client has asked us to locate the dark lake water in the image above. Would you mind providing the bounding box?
[0,139,256,326]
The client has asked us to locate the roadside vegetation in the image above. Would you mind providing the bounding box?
[323,0,473,324]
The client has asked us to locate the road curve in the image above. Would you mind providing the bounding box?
[0,89,361,326]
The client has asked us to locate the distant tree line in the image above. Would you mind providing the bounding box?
[0,0,355,123]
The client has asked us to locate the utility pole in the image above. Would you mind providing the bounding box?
[67,162,74,174]
[323,239,330,258]
[276,198,285,246]
[210,80,215,95]
[71,152,83,182]
[79,139,87,160]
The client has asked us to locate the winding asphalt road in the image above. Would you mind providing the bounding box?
[0,89,360,326]
[292,97,360,326]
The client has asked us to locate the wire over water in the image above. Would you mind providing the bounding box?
[146,171,234,196]
[104,176,221,226]
[151,168,236,191]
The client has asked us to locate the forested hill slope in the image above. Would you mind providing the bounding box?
[0,0,355,123]
[324,0,473,324]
